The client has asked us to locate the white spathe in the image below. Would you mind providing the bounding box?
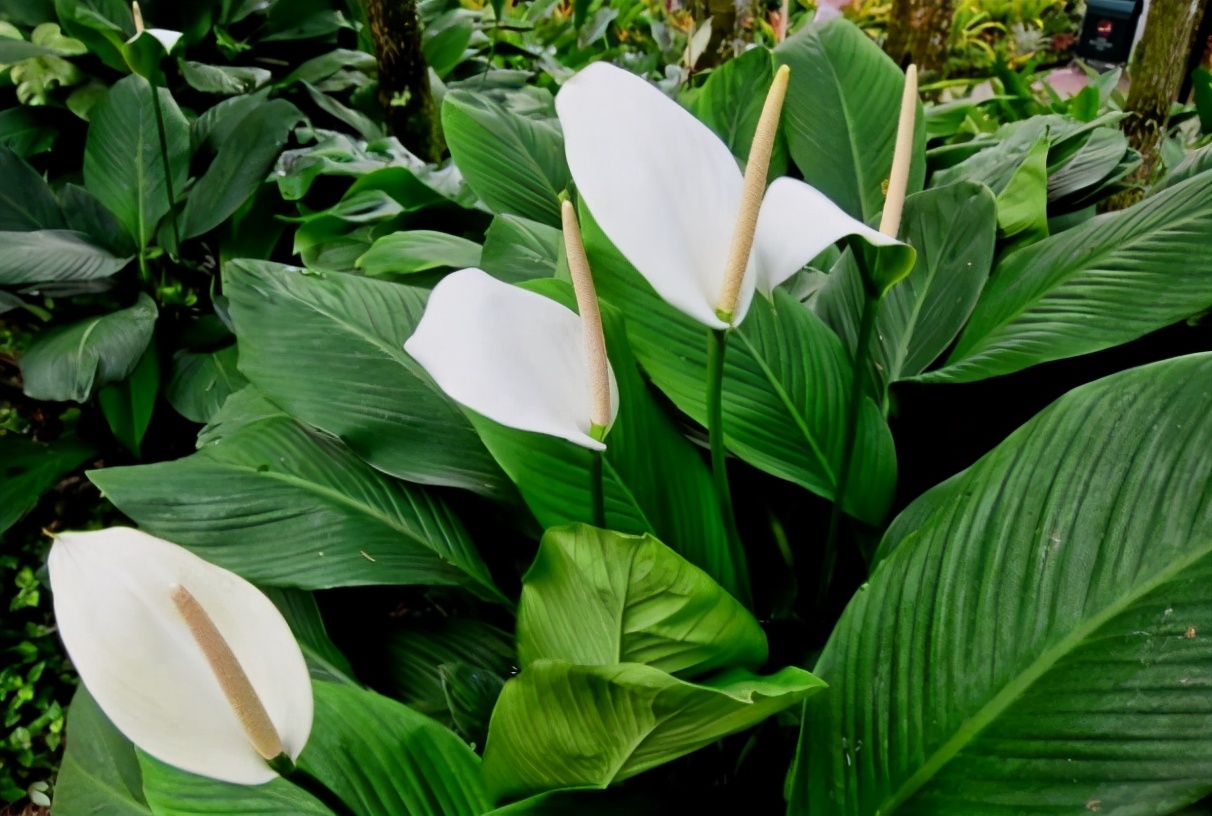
[127,28,183,53]
[555,61,903,328]
[405,268,620,450]
[49,528,313,785]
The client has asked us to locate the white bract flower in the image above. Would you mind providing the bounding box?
[129,2,183,53]
[555,61,908,328]
[405,267,620,450]
[49,527,313,785]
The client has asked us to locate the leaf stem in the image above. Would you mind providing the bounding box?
[589,447,605,528]
[148,83,182,251]
[707,327,751,607]
[819,294,880,603]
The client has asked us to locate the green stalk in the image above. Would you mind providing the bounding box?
[818,294,881,603]
[707,328,751,607]
[148,83,181,251]
[589,448,606,528]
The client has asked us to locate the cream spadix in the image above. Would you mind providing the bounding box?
[405,268,619,450]
[561,200,612,437]
[48,528,313,785]
[556,62,906,329]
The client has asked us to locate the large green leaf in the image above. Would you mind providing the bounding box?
[442,90,569,227]
[517,525,766,677]
[583,204,897,525]
[139,754,332,816]
[165,345,247,424]
[83,75,188,249]
[20,293,157,402]
[357,230,483,277]
[790,353,1212,815]
[98,344,159,457]
[0,147,64,231]
[479,214,562,283]
[0,434,94,535]
[0,228,130,285]
[470,282,738,594]
[53,686,150,816]
[88,406,504,602]
[925,170,1212,383]
[222,259,506,496]
[483,661,824,800]
[816,182,998,389]
[775,19,925,222]
[298,681,491,816]
[179,99,303,240]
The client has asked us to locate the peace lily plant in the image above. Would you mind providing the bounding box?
[48,528,313,784]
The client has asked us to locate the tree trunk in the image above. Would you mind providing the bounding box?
[884,0,953,73]
[362,0,443,163]
[1109,0,1210,209]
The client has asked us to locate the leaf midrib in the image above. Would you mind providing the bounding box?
[876,538,1212,815]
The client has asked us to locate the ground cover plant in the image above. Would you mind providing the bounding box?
[2,0,1212,813]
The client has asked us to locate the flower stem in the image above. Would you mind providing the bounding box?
[149,82,182,252]
[819,293,880,604]
[707,328,751,607]
[589,448,606,528]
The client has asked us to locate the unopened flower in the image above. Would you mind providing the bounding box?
[49,527,313,785]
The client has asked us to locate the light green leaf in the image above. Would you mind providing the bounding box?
[470,283,739,593]
[0,229,131,284]
[358,230,483,277]
[54,686,151,815]
[223,259,507,495]
[180,61,272,95]
[775,19,925,222]
[583,204,897,525]
[21,293,157,402]
[180,98,304,239]
[139,754,332,816]
[484,661,824,800]
[517,525,766,677]
[443,90,569,227]
[88,409,504,601]
[299,682,491,816]
[479,214,561,283]
[0,434,93,535]
[83,75,188,248]
[165,344,247,424]
[925,169,1212,383]
[792,353,1212,815]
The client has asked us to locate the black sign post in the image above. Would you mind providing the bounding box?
[1075,0,1144,64]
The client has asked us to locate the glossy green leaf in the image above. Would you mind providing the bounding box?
[53,0,131,71]
[179,61,271,95]
[165,345,247,424]
[299,682,491,816]
[517,525,766,677]
[479,214,561,283]
[791,353,1212,815]
[470,284,738,593]
[358,231,483,277]
[687,47,786,181]
[21,293,157,402]
[775,19,925,222]
[0,146,64,231]
[98,344,159,457]
[88,408,504,602]
[583,204,897,525]
[223,259,506,496]
[442,90,569,227]
[54,686,151,816]
[0,434,93,535]
[0,106,57,156]
[484,661,824,800]
[179,99,303,240]
[816,182,998,388]
[262,587,356,682]
[992,130,1048,242]
[83,75,188,248]
[0,229,131,284]
[139,754,332,816]
[926,169,1212,383]
[386,618,515,717]
[59,183,137,256]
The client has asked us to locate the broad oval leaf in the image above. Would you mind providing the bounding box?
[583,204,897,525]
[20,293,157,403]
[139,752,333,816]
[442,90,569,227]
[83,75,188,249]
[517,525,766,677]
[775,19,925,222]
[0,229,131,285]
[88,405,505,603]
[925,169,1212,383]
[165,345,247,424]
[358,230,483,277]
[479,214,562,283]
[222,259,507,496]
[484,661,824,801]
[54,686,151,816]
[791,353,1212,815]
